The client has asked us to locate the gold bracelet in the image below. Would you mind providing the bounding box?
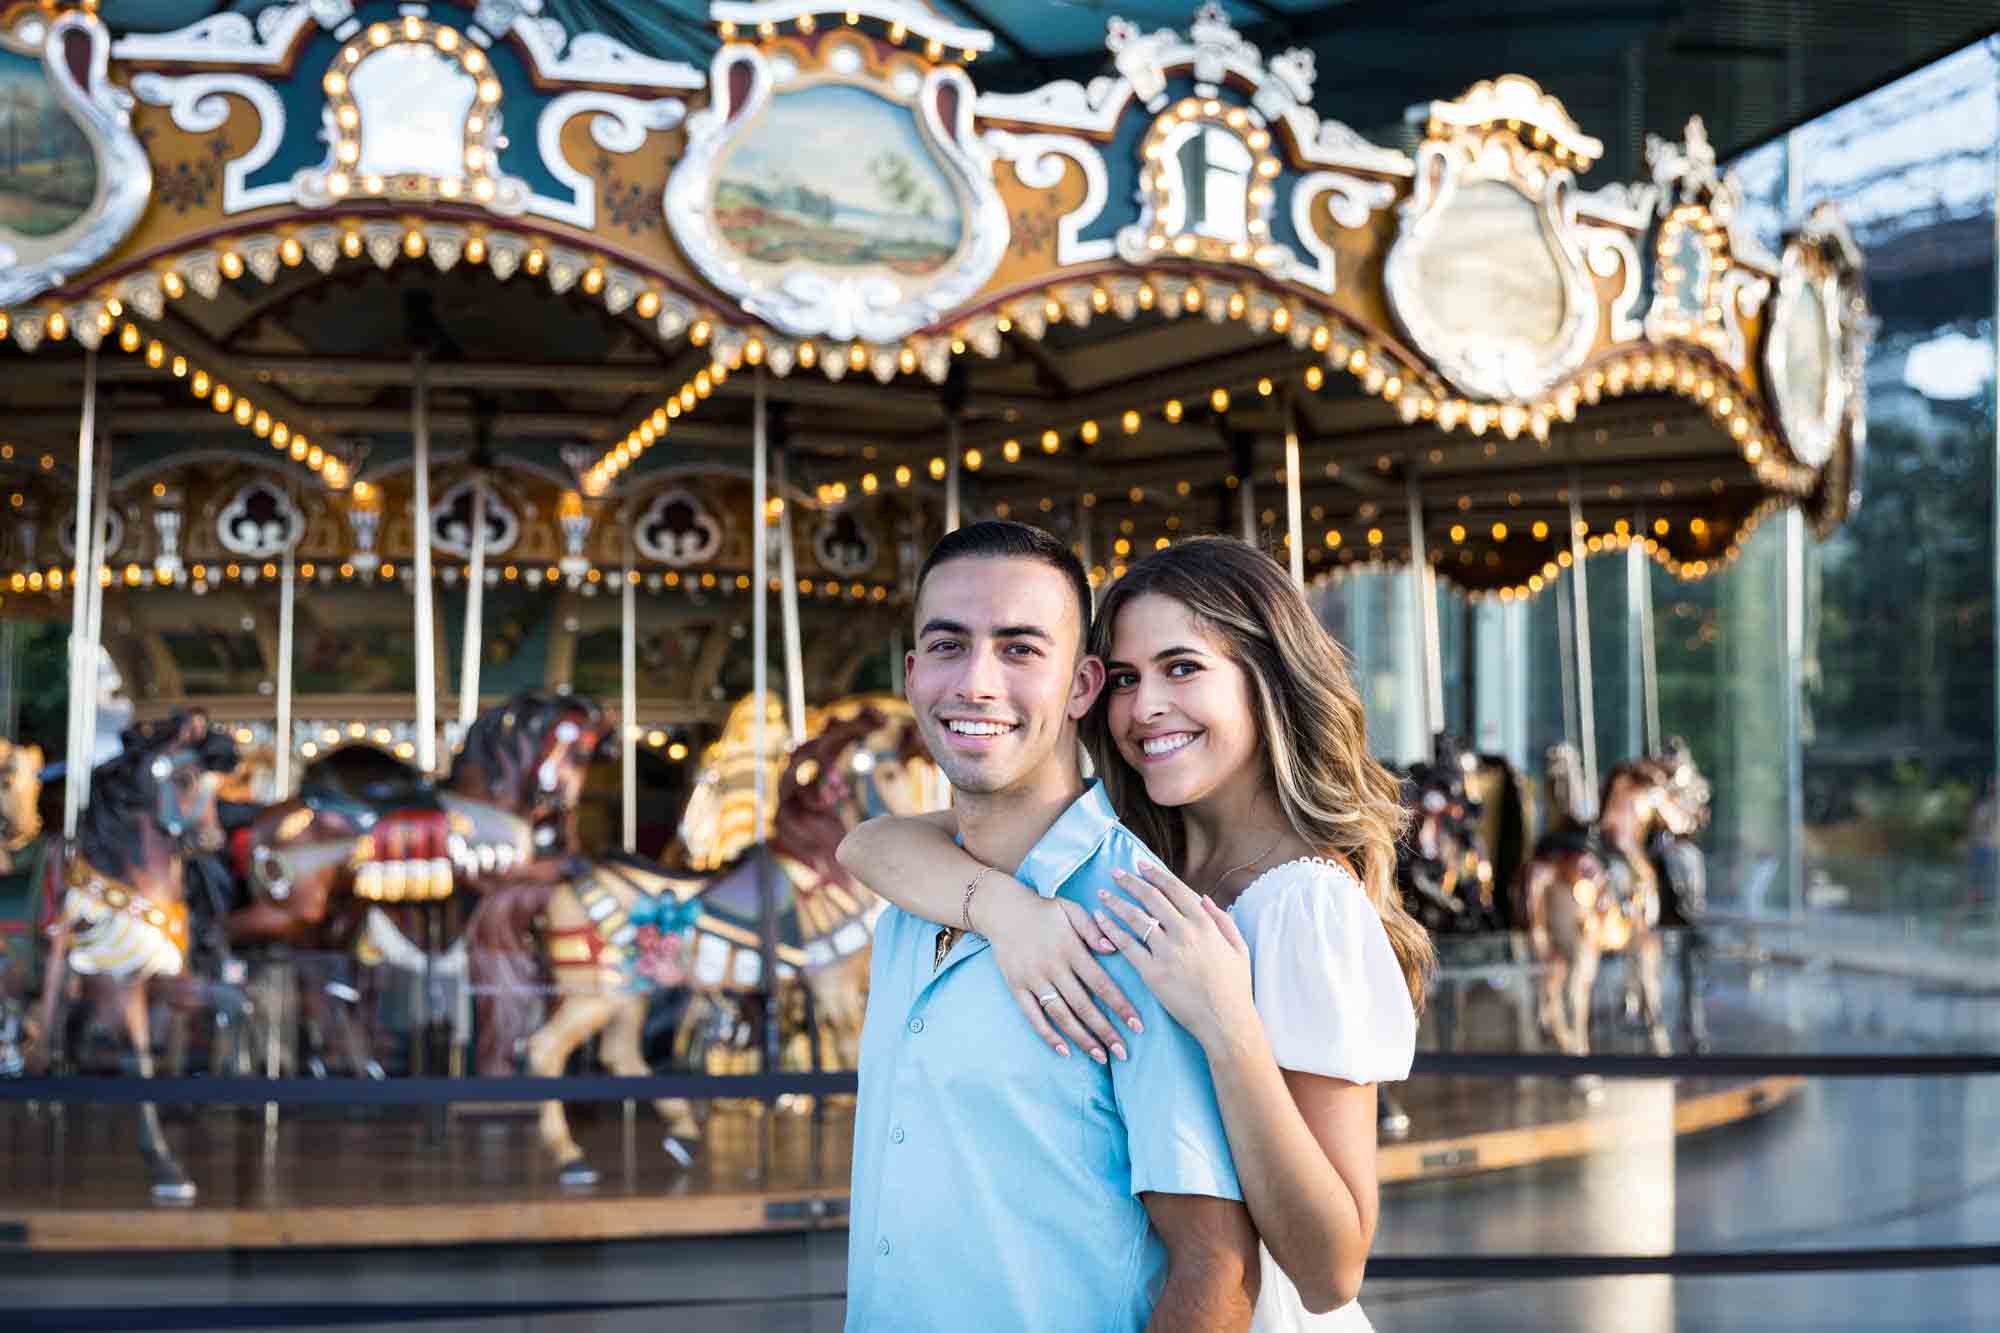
[961,866,995,934]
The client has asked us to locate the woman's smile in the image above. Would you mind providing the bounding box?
[1136,730,1203,761]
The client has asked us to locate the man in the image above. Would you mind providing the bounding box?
[846,521,1259,1331]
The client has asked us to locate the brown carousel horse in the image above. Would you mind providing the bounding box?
[514,693,941,1185]
[0,739,43,878]
[25,714,237,1199]
[224,692,597,1076]
[672,693,940,1076]
[1514,741,1712,1059]
[1,739,47,1075]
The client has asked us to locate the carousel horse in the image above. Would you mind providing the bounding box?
[0,739,47,1076]
[518,693,941,1183]
[1514,742,1712,1059]
[675,693,940,1073]
[441,692,615,1078]
[24,714,238,1199]
[217,744,280,807]
[223,697,568,1077]
[520,852,707,1184]
[0,738,43,878]
[1396,735,1498,935]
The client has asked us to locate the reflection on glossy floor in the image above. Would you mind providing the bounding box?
[1,1098,855,1247]
[1367,1269,1995,1332]
[1,1066,1800,1249]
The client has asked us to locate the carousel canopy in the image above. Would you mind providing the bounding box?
[0,0,1872,629]
[95,0,2000,178]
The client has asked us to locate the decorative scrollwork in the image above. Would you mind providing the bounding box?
[216,481,305,558]
[130,73,290,214]
[634,487,723,568]
[0,11,152,308]
[983,132,1112,265]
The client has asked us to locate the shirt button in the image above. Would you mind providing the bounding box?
[890,1126,906,1144]
[877,1238,891,1256]
[908,1017,924,1035]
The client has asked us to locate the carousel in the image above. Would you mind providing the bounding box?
[0,0,1862,1246]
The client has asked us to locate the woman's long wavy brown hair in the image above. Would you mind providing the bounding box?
[1081,537,1435,1011]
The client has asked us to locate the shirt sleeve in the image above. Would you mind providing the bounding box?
[1250,863,1418,1085]
[1080,842,1243,1204]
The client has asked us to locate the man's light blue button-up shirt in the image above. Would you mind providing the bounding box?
[846,781,1242,1332]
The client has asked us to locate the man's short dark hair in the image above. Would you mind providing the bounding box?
[915,520,1093,651]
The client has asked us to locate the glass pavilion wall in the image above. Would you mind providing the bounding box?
[1327,36,2000,945]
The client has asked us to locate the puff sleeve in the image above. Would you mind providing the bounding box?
[1233,861,1418,1085]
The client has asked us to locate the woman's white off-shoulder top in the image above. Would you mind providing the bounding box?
[1228,857,1418,1333]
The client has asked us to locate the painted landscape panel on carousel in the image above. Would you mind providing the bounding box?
[1414,183,1567,342]
[0,46,95,239]
[714,83,961,275]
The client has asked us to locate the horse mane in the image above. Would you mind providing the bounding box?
[80,714,236,881]
[772,707,886,888]
[448,690,603,804]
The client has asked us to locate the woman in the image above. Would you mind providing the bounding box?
[838,536,1433,1327]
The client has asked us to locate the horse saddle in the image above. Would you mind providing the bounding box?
[299,745,442,828]
[1535,825,1639,905]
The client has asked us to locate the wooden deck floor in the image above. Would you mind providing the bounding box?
[0,1074,1801,1251]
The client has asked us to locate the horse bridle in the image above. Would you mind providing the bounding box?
[147,747,213,844]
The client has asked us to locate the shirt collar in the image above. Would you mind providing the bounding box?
[1015,781,1120,899]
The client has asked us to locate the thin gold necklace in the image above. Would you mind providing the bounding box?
[1206,831,1285,897]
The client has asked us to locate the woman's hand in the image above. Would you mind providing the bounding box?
[1094,863,1257,1050]
[979,885,1144,1065]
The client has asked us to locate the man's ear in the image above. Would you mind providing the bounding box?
[903,649,917,686]
[1067,654,1106,721]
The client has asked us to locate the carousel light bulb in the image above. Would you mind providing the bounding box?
[1164,399,1183,423]
[1001,440,1020,463]
[895,465,913,487]
[118,324,140,353]
[190,370,211,398]
[1041,430,1060,454]
[1210,387,1230,414]
[928,457,946,481]
[1080,420,1100,445]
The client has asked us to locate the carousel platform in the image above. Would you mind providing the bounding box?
[0,1073,1801,1252]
